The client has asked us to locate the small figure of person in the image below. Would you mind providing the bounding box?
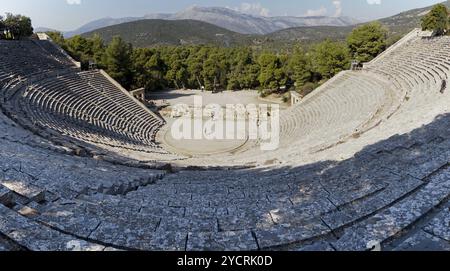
[440,79,446,94]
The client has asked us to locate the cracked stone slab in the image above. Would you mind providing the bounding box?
[185,206,228,219]
[270,199,336,226]
[36,206,102,239]
[322,176,423,230]
[140,205,185,217]
[158,217,217,232]
[0,204,104,251]
[394,230,450,251]
[423,206,450,241]
[333,168,450,251]
[218,213,274,232]
[187,230,258,251]
[89,220,186,251]
[0,184,13,205]
[295,241,335,251]
[254,219,330,249]
[327,181,386,207]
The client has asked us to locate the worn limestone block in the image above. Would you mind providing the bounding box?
[1,181,45,203]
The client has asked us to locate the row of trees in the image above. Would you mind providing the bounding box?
[48,21,388,97]
[0,13,33,40]
[421,4,450,35]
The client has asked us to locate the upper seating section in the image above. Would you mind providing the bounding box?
[0,39,167,155]
[18,70,166,151]
[365,35,450,86]
[221,32,450,167]
[0,40,75,86]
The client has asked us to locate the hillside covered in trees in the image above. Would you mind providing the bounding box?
[81,19,252,47]
[75,1,450,51]
[47,21,388,98]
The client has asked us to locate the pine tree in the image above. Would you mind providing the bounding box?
[347,22,388,62]
[2,13,33,39]
[287,47,312,89]
[311,40,350,80]
[421,4,450,35]
[258,53,286,91]
[0,16,5,39]
[103,36,133,89]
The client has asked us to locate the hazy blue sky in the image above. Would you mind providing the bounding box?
[0,0,444,31]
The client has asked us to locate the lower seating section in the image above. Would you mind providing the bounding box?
[0,109,448,250]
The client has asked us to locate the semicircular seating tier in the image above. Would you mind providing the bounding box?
[0,30,449,251]
[0,39,169,155]
[191,30,450,167]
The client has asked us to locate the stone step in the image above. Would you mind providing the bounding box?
[0,204,105,251]
[1,180,46,203]
[333,168,450,251]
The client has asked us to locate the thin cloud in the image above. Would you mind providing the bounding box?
[66,0,81,5]
[333,1,343,17]
[232,2,270,17]
[304,6,328,17]
[367,0,382,5]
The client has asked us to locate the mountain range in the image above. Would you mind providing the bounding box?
[82,19,251,47]
[37,1,450,49]
[45,6,360,37]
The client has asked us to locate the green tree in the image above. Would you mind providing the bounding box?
[131,48,165,91]
[258,53,287,91]
[3,13,33,39]
[287,47,312,89]
[186,46,209,89]
[202,50,228,91]
[227,48,259,90]
[65,35,91,61]
[347,22,388,62]
[165,48,189,89]
[311,40,350,79]
[421,4,450,35]
[90,34,105,66]
[0,16,5,39]
[103,36,133,88]
[46,31,67,50]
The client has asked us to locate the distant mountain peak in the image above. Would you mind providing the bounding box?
[61,5,359,37]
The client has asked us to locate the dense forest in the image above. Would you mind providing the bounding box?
[47,21,388,99]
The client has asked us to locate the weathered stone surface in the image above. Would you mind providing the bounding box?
[295,241,335,251]
[89,220,186,251]
[187,230,258,251]
[158,217,217,232]
[333,169,450,251]
[0,185,13,205]
[37,206,102,239]
[394,231,450,251]
[322,176,423,230]
[0,243,7,251]
[18,206,39,218]
[255,220,330,249]
[423,206,450,241]
[0,204,104,251]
